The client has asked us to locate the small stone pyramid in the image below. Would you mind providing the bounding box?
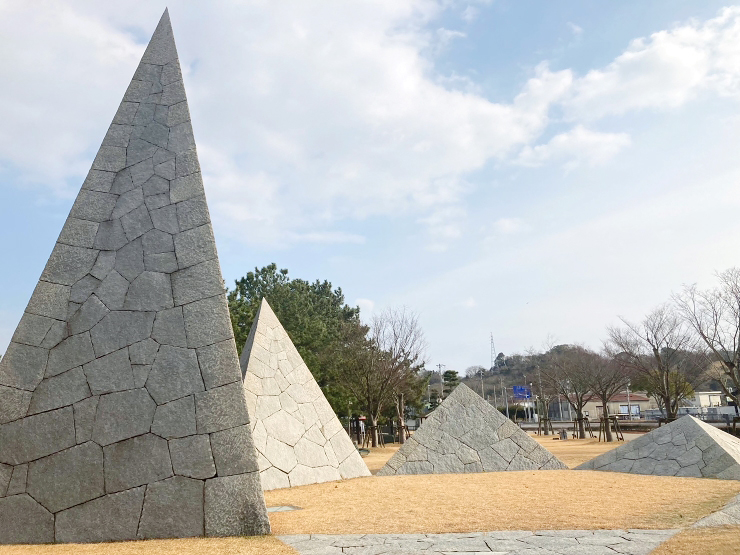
[240,299,371,490]
[377,383,566,475]
[0,10,270,544]
[576,415,740,479]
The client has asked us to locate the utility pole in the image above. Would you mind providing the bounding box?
[501,375,509,419]
[437,363,446,399]
[490,334,498,408]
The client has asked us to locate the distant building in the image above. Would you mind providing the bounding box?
[582,392,658,420]
[688,391,727,408]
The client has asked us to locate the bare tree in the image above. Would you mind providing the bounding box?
[589,352,631,441]
[465,365,486,379]
[528,344,561,434]
[542,345,596,439]
[674,268,740,406]
[607,304,704,420]
[336,307,426,447]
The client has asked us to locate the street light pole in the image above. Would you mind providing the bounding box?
[501,376,509,419]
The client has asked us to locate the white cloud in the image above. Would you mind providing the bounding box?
[515,125,631,170]
[565,7,740,120]
[435,28,466,51]
[0,2,143,194]
[461,6,478,23]
[3,2,740,252]
[567,22,583,36]
[0,2,573,249]
[356,298,375,316]
[492,218,527,235]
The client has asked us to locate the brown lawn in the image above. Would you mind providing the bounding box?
[363,444,401,473]
[0,537,296,555]
[651,526,740,555]
[264,470,740,534]
[529,432,643,468]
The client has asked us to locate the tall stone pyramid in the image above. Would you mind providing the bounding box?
[377,384,566,475]
[576,415,740,479]
[0,10,270,544]
[240,299,371,490]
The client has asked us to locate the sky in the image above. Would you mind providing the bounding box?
[2,1,740,373]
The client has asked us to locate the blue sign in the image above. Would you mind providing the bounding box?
[512,386,531,399]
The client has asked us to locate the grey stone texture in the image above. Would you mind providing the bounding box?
[241,299,371,490]
[55,487,145,543]
[26,442,104,513]
[0,495,54,544]
[205,473,270,537]
[0,9,269,543]
[576,415,740,480]
[170,435,216,479]
[279,530,680,555]
[103,434,173,493]
[138,476,204,539]
[377,383,567,476]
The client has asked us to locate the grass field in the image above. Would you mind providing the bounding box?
[651,526,740,554]
[529,431,642,468]
[363,445,401,473]
[0,537,297,555]
[265,470,740,534]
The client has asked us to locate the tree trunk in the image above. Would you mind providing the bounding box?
[603,404,613,442]
[664,394,676,420]
[577,409,586,439]
[370,416,379,447]
[397,393,405,445]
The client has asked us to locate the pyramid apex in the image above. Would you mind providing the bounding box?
[141,7,178,66]
[378,378,566,475]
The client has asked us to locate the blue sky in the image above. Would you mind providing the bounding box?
[3,1,740,372]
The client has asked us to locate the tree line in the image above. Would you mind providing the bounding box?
[462,268,740,440]
[228,264,427,447]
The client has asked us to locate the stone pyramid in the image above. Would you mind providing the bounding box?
[0,10,270,544]
[377,383,566,475]
[240,299,371,490]
[576,415,740,479]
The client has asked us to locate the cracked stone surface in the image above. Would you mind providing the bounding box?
[576,415,740,479]
[0,9,269,544]
[241,299,371,490]
[378,384,567,476]
[279,530,680,555]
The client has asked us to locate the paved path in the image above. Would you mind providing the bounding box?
[280,530,679,555]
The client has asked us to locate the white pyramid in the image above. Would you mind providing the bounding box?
[577,415,740,479]
[240,299,371,490]
[377,384,567,475]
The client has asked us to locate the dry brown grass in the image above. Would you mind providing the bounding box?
[264,470,740,535]
[0,537,296,555]
[529,432,643,468]
[651,526,740,555]
[363,444,401,473]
